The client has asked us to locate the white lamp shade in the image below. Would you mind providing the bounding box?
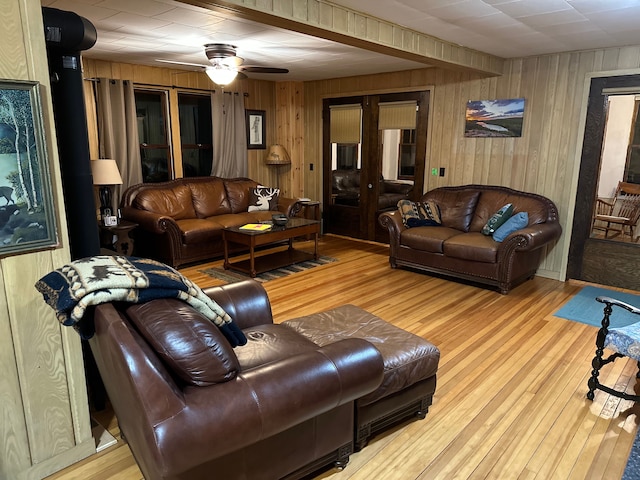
[206,65,238,86]
[91,159,123,185]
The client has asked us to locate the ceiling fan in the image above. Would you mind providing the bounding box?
[157,43,289,86]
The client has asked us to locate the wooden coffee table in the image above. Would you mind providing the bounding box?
[222,218,321,277]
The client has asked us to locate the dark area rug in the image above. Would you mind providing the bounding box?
[200,256,337,283]
[553,285,640,328]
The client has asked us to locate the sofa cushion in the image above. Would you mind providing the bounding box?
[177,218,223,244]
[493,212,529,242]
[234,324,319,371]
[224,178,260,213]
[126,298,240,386]
[400,226,460,253]
[133,184,197,220]
[189,179,231,218]
[429,190,480,232]
[443,232,499,263]
[481,203,514,235]
[248,187,280,211]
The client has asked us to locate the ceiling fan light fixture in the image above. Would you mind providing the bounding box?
[205,63,238,86]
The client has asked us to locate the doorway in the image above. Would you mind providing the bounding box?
[567,74,640,290]
[322,90,429,242]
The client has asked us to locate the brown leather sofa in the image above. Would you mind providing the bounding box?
[120,177,302,268]
[379,184,562,294]
[88,280,385,480]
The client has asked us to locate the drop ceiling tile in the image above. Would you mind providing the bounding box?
[153,7,224,28]
[423,1,498,21]
[96,11,170,31]
[47,0,119,20]
[94,0,173,17]
[496,0,573,18]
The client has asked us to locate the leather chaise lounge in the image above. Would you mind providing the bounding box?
[88,280,440,479]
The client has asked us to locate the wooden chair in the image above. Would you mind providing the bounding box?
[592,181,640,242]
[587,296,640,402]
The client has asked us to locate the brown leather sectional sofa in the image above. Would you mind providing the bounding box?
[120,177,302,268]
[88,279,440,479]
[379,184,562,294]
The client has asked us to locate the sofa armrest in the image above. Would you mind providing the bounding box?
[278,197,302,217]
[379,211,406,247]
[503,222,563,251]
[202,280,274,329]
[154,338,384,474]
[121,206,178,235]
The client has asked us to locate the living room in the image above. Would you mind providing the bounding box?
[4,0,640,479]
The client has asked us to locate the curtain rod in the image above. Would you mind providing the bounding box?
[84,77,249,96]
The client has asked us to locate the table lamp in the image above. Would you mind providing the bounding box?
[265,144,291,189]
[91,159,123,218]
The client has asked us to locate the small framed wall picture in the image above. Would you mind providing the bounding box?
[246,109,266,149]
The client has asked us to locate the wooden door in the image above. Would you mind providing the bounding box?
[323,90,429,242]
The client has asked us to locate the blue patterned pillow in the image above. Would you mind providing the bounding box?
[492,212,528,242]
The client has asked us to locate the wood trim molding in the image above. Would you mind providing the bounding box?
[179,0,505,76]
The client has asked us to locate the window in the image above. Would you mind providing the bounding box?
[178,93,213,177]
[135,90,171,183]
[336,144,359,169]
[398,129,416,179]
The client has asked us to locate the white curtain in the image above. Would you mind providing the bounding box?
[211,92,247,178]
[94,78,143,204]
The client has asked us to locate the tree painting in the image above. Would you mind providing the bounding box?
[0,81,57,255]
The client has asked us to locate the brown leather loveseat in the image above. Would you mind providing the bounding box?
[379,184,562,294]
[121,177,302,268]
[88,280,385,480]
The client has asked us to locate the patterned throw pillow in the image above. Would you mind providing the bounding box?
[482,203,514,235]
[248,187,280,212]
[397,200,441,228]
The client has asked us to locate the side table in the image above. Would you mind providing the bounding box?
[99,219,138,256]
[298,200,321,239]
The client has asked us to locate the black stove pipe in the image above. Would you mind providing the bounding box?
[42,7,99,260]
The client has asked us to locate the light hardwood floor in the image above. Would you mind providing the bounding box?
[47,235,640,480]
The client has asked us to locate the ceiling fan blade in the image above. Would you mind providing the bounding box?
[240,66,289,74]
[156,59,209,68]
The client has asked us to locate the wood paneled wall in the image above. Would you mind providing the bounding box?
[303,46,640,282]
[0,1,94,478]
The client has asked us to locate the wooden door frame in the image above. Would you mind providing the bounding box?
[567,73,640,280]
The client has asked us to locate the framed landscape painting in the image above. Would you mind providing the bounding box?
[464,98,525,138]
[0,80,58,257]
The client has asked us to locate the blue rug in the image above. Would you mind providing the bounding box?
[553,286,640,328]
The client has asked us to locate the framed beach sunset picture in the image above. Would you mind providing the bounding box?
[464,98,525,138]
